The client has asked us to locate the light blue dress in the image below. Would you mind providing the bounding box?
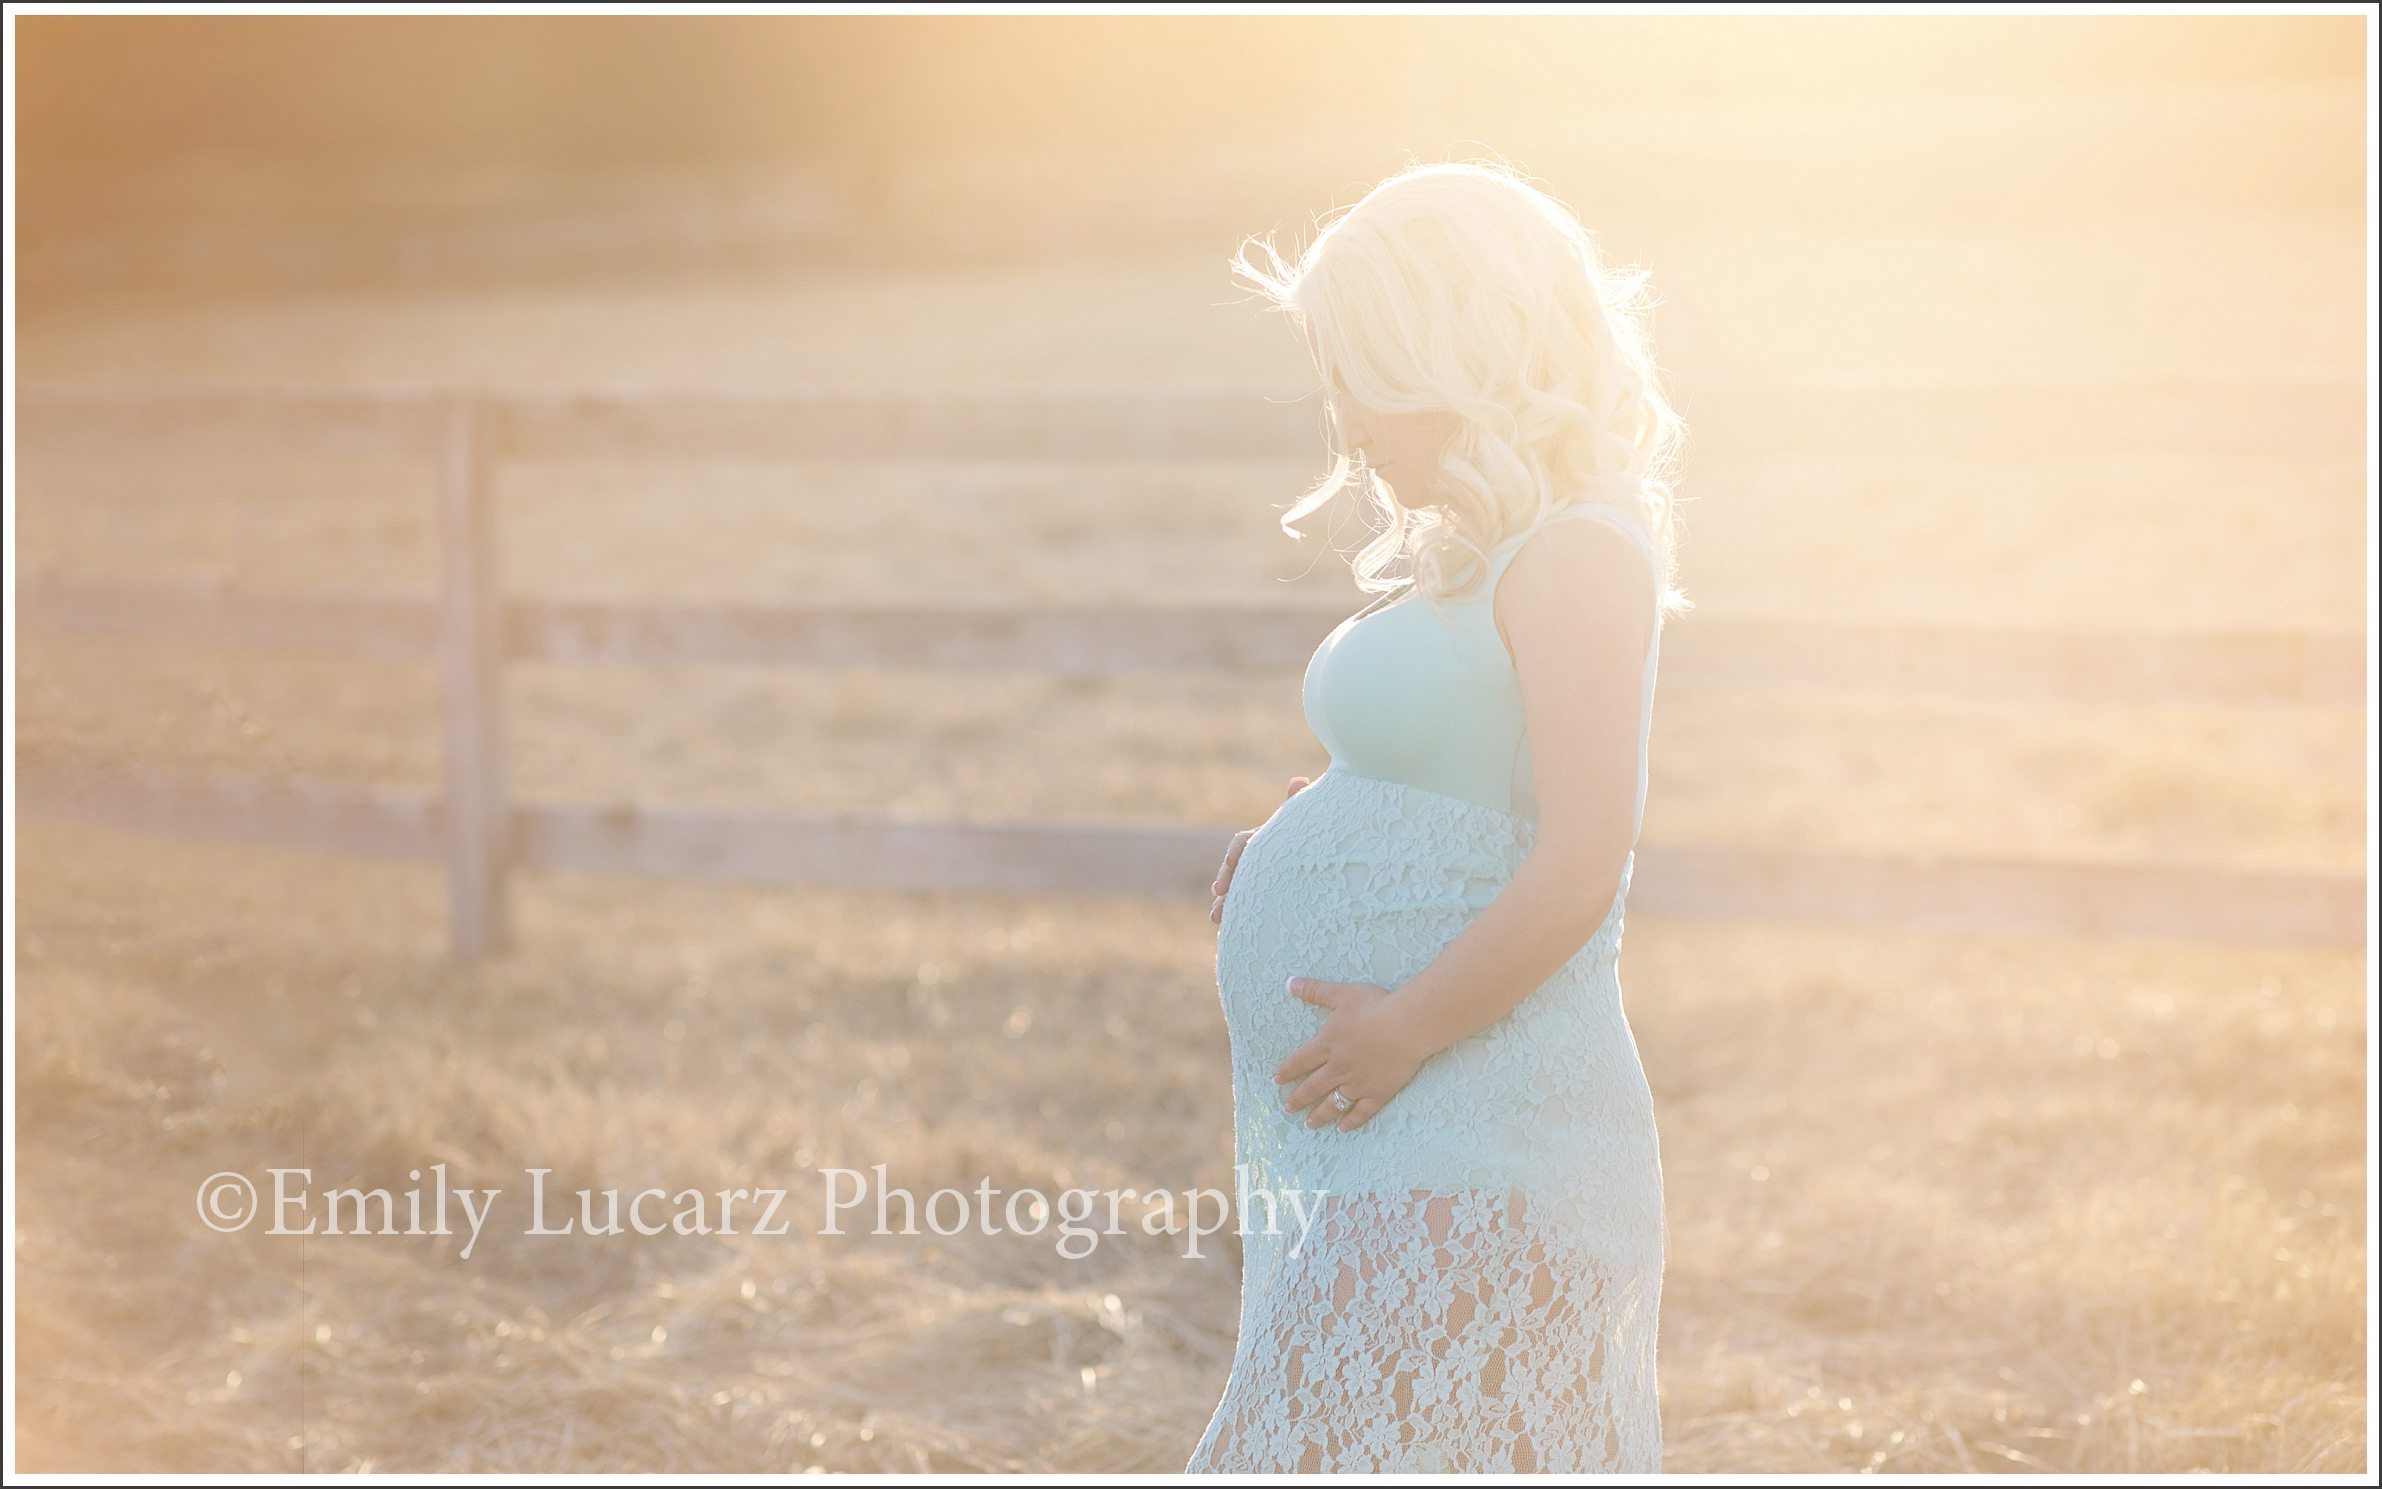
[1188,501,1668,1474]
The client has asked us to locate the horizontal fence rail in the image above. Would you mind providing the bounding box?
[16,383,2371,959]
[18,572,2363,707]
[16,372,2367,461]
[19,761,444,863]
[16,761,2364,950]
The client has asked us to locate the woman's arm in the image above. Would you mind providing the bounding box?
[1275,516,1657,1129]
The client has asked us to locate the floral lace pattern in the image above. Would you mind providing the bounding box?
[1189,766,1666,1473]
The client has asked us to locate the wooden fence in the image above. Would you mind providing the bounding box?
[15,383,2368,960]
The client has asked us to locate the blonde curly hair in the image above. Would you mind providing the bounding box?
[1230,156,1692,622]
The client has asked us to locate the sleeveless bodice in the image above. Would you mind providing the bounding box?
[1300,502,1663,836]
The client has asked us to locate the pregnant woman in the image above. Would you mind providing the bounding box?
[1188,161,1690,1474]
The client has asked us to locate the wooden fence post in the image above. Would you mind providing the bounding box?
[437,395,510,960]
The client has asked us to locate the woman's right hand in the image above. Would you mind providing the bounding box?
[1212,776,1310,924]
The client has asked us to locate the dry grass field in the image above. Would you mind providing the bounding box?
[11,78,2373,1474]
[12,825,2367,1472]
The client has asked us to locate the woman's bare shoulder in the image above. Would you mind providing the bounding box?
[1490,514,1657,668]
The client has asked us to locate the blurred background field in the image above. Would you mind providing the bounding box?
[10,10,2373,1474]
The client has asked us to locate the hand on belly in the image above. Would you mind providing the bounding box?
[1270,975,1432,1135]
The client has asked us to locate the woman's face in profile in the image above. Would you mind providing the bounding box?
[1317,368,1458,495]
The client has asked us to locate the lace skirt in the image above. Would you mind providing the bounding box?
[1189,764,1666,1474]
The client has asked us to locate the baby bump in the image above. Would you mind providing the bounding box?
[1215,768,1524,1032]
[1213,767,1660,1201]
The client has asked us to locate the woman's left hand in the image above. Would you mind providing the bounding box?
[1273,977,1432,1132]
